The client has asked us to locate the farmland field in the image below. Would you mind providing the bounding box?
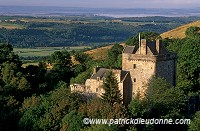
[14,46,91,57]
[0,21,25,29]
[1,15,198,48]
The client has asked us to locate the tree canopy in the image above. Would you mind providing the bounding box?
[101,71,122,106]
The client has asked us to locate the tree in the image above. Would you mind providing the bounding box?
[145,77,187,118]
[126,32,160,46]
[0,95,20,131]
[176,38,200,94]
[166,27,200,96]
[144,77,188,131]
[74,52,91,64]
[101,71,122,106]
[0,43,21,66]
[117,54,122,68]
[70,70,91,84]
[48,50,73,85]
[107,44,123,68]
[61,110,84,131]
[1,62,18,84]
[18,77,31,91]
[83,124,119,131]
[73,64,86,76]
[0,43,13,64]
[50,50,71,67]
[185,26,200,38]
[189,111,200,131]
[19,86,85,131]
[128,98,144,118]
[79,98,126,119]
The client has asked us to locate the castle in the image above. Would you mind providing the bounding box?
[71,39,177,105]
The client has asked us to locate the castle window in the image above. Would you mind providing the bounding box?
[134,78,136,82]
[133,64,136,69]
[97,77,100,81]
[96,88,98,92]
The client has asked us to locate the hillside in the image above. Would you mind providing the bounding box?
[2,16,197,48]
[161,20,200,39]
[85,20,200,61]
[85,45,113,60]
[86,20,200,61]
[85,43,126,60]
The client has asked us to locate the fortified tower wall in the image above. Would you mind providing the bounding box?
[122,39,177,97]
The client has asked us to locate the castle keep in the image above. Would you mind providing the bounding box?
[122,39,177,97]
[71,39,177,104]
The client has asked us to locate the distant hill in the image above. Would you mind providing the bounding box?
[82,20,200,60]
[161,20,200,39]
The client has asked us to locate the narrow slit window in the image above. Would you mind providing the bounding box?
[133,64,136,69]
[134,78,136,82]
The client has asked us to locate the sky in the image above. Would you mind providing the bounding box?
[0,0,200,8]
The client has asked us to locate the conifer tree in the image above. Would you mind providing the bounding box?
[101,71,122,105]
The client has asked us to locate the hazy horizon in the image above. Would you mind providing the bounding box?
[0,0,200,9]
[0,5,200,18]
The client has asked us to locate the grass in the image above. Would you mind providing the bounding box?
[15,46,90,67]
[85,45,112,60]
[161,20,200,39]
[14,46,90,57]
[0,22,25,29]
[22,62,39,68]
[85,43,125,60]
[84,20,200,60]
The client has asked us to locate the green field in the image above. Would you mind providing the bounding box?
[0,21,25,29]
[14,46,91,57]
[21,62,39,68]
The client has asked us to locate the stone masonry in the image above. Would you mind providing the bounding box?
[122,39,177,97]
[71,39,177,104]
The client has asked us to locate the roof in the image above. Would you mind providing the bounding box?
[91,68,107,80]
[123,46,135,54]
[123,40,169,55]
[90,68,129,82]
[147,42,158,55]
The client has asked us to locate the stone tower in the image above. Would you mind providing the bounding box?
[122,39,177,97]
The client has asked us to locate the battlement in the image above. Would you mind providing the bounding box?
[123,52,177,62]
[123,39,169,56]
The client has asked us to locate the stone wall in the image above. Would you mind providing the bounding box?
[122,53,156,97]
[122,73,132,105]
[83,39,177,103]
[85,76,130,104]
[85,79,104,97]
[156,59,177,86]
[70,84,86,93]
[122,52,177,98]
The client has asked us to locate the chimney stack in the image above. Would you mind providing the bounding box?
[156,39,162,54]
[93,67,100,74]
[140,39,147,55]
